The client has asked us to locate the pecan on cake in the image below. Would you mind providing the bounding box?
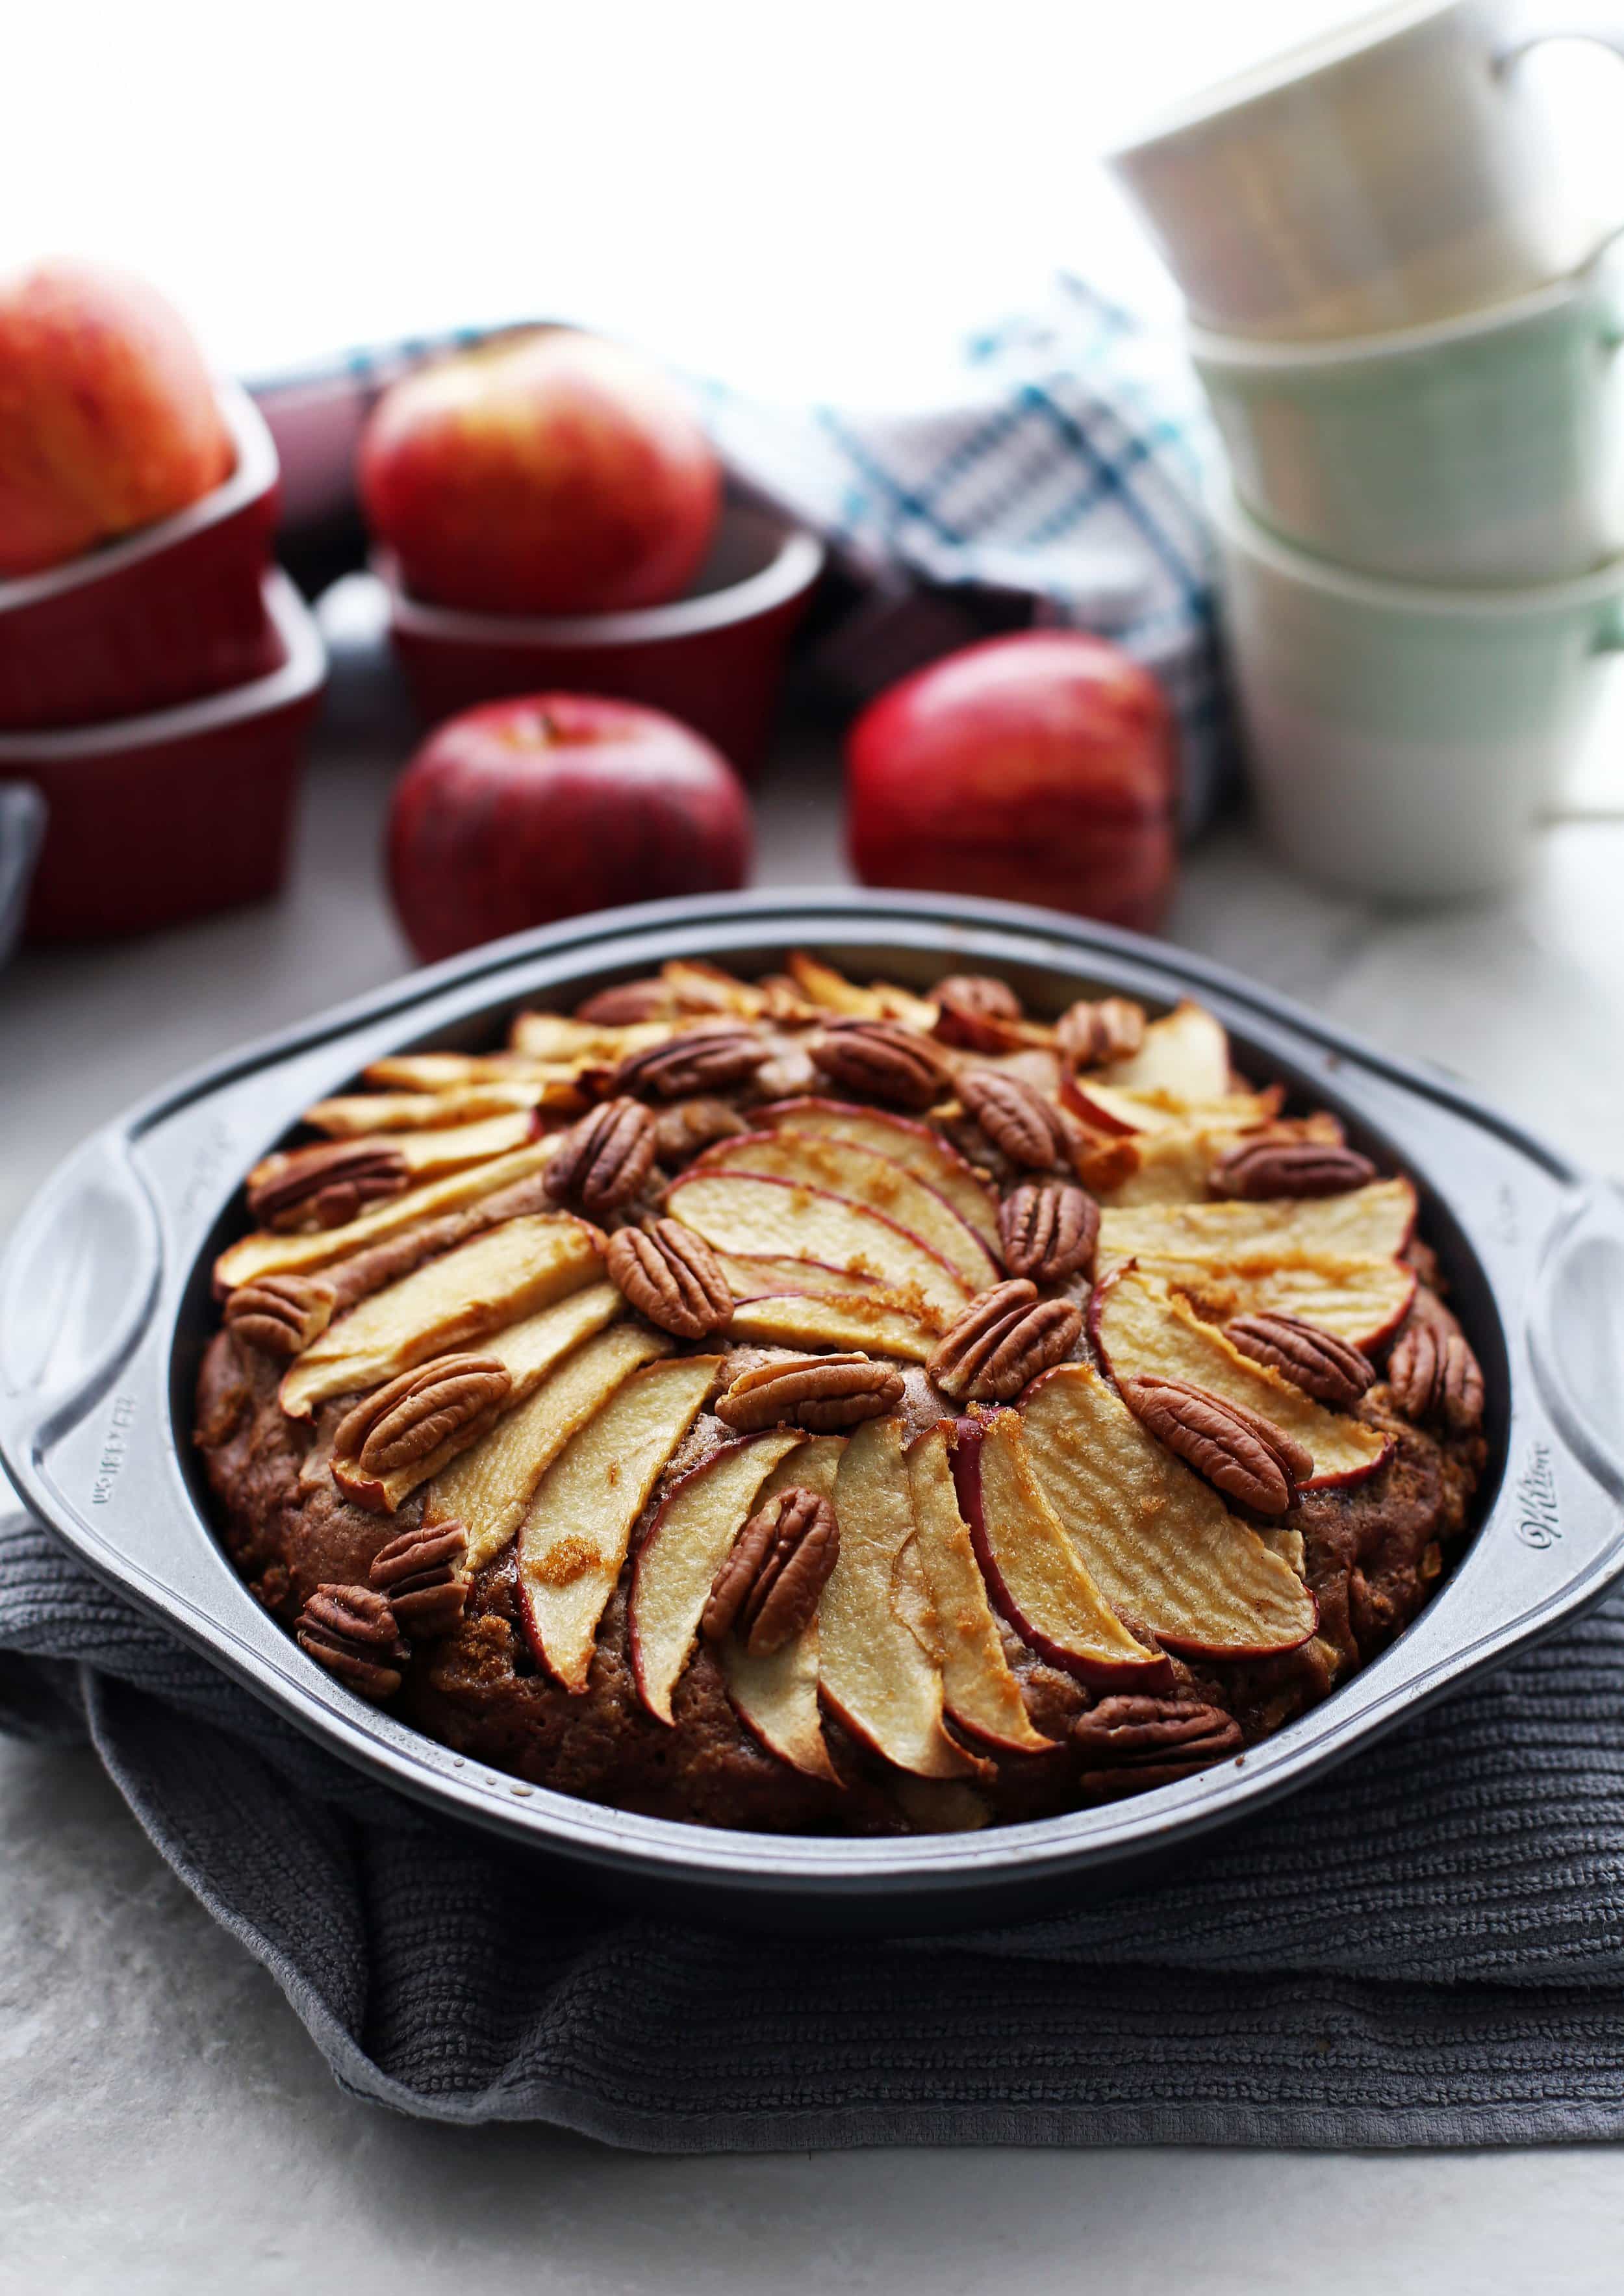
[195,955,1486,1836]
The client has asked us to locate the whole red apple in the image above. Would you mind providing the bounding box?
[387,692,752,963]
[0,259,234,578]
[845,631,1180,931]
[359,331,722,616]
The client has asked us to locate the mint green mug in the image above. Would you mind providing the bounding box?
[1192,235,1624,585]
[1213,483,1624,900]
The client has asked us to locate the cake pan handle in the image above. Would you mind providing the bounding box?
[0,1128,160,1426]
[1528,1178,1624,1509]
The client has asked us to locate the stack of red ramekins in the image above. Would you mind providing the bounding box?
[0,385,327,940]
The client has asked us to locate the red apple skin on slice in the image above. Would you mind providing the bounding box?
[755,1098,1000,1254]
[720,1436,845,1782]
[950,1414,1167,1688]
[818,1417,986,1780]
[1098,1000,1232,1102]
[665,1170,971,1320]
[515,1356,720,1692]
[629,1430,806,1724]
[692,1129,998,1291]
[1022,1364,1318,1660]
[1098,1180,1417,1268]
[1089,1265,1393,1489]
[904,1424,1056,1753]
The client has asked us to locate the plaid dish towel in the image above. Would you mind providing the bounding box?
[251,279,1228,828]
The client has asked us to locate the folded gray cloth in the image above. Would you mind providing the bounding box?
[5,1504,1624,2147]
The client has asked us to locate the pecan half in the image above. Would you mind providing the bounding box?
[610,1028,770,1101]
[606,1218,733,1338]
[1072,1696,1242,1796]
[369,1520,469,1638]
[652,1096,748,1167]
[1226,1312,1375,1408]
[932,974,1022,1050]
[928,1280,1082,1402]
[702,1485,839,1656]
[574,979,679,1024]
[545,1096,657,1213]
[958,1070,1071,1170]
[247,1140,411,1232]
[1212,1137,1377,1200]
[223,1272,335,1358]
[807,1019,949,1109]
[998,1180,1100,1283]
[714,1353,904,1433]
[333,1355,513,1478]
[1119,1374,1313,1516]
[296,1583,409,1700]
[1386,1321,1485,1433]
[1055,996,1146,1069]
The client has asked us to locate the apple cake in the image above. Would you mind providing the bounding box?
[194,952,1488,1834]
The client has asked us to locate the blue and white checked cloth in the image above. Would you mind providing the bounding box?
[252,277,1228,825]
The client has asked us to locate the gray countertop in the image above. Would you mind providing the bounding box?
[3,630,1623,2293]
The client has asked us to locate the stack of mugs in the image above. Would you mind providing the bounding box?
[1110,0,1624,900]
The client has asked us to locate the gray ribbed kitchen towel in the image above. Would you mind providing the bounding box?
[4,1504,1624,2147]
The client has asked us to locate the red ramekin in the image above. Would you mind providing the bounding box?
[0,384,283,731]
[379,499,824,778]
[0,568,326,942]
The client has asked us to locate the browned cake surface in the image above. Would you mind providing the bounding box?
[195,955,1487,1836]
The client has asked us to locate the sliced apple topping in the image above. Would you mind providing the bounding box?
[629,1431,806,1724]
[1097,999,1232,1102]
[951,1412,1163,1685]
[213,1142,555,1295]
[331,1282,624,1511]
[1119,1248,1415,1351]
[816,1417,985,1780]
[718,1436,845,1781]
[302,1082,557,1135]
[905,1424,1054,1752]
[279,1213,603,1420]
[509,1011,676,1064]
[365,1052,580,1093]
[245,1111,537,1202]
[1098,1179,1417,1267]
[785,950,938,1031]
[725,1291,939,1361]
[755,1098,1000,1253]
[426,1322,671,1569]
[1022,1365,1318,1659]
[665,1170,971,1320]
[692,1128,998,1291]
[516,1356,721,1692]
[1090,1267,1391,1487]
[1063,1079,1277,1140]
[713,1250,883,1298]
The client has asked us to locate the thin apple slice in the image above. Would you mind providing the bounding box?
[665,1170,971,1320]
[1090,1265,1391,1487]
[726,1290,938,1361]
[720,1437,845,1782]
[818,1417,984,1780]
[905,1424,1054,1753]
[786,950,938,1031]
[508,1011,675,1063]
[1065,1079,1275,1139]
[516,1356,720,1692]
[714,1250,883,1298]
[302,1082,555,1134]
[693,1129,998,1290]
[212,1142,555,1294]
[1124,1248,1416,1351]
[1097,1000,1232,1102]
[1095,1125,1245,1205]
[279,1213,602,1419]
[755,1098,1000,1254]
[1098,1178,1417,1268]
[426,1322,671,1568]
[1022,1363,1318,1659]
[951,1413,1163,1685]
[245,1111,537,1202]
[629,1431,806,1724]
[331,1281,625,1511]
[364,1052,581,1093]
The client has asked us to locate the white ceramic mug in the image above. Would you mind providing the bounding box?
[1212,482,1624,899]
[1110,1,1624,340]
[1190,234,1624,582]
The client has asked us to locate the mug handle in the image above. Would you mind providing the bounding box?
[1494,19,1624,73]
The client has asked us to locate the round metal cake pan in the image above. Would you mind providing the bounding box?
[3,889,1621,1933]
